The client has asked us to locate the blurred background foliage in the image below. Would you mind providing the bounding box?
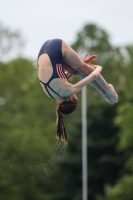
[0,22,133,200]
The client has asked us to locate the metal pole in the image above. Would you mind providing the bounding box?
[82,86,88,200]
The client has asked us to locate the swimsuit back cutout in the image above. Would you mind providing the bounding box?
[37,39,68,98]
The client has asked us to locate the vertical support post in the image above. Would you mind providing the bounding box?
[82,86,88,200]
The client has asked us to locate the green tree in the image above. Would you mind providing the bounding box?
[0,22,24,60]
[0,57,60,200]
[96,45,133,200]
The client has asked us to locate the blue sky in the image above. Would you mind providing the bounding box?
[0,0,133,60]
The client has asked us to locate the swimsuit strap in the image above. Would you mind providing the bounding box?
[39,79,64,98]
[39,80,53,98]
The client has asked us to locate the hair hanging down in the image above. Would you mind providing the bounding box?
[56,100,78,144]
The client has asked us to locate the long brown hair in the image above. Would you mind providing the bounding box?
[56,100,78,144]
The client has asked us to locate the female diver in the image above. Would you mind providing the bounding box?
[37,39,118,144]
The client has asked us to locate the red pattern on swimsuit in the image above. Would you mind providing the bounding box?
[56,64,66,79]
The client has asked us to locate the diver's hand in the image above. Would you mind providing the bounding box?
[83,52,97,63]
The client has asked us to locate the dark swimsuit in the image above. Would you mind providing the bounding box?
[37,39,67,98]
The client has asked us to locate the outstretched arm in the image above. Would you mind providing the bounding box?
[69,65,102,94]
[78,73,114,105]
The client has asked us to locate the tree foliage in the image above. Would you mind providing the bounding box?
[0,22,24,61]
[0,23,132,200]
[96,44,133,200]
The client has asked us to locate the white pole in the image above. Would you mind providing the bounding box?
[82,86,88,200]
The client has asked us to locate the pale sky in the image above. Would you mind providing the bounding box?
[0,0,133,60]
